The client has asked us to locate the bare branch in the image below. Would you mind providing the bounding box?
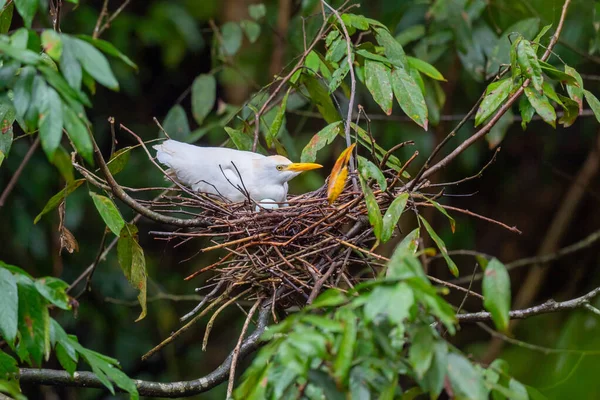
[20,306,270,398]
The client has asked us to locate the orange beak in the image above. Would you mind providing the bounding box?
[284,162,323,172]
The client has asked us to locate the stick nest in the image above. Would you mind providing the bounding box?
[149,176,403,318]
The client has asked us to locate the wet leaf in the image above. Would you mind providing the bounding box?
[407,56,445,81]
[117,224,147,322]
[191,74,216,126]
[365,60,393,115]
[161,104,190,140]
[359,175,383,240]
[584,90,600,123]
[89,192,125,236]
[374,27,407,68]
[482,258,511,332]
[516,39,543,92]
[34,179,85,224]
[0,268,18,346]
[327,143,355,204]
[475,78,512,127]
[267,88,289,148]
[565,65,584,113]
[524,87,556,128]
[391,67,428,129]
[357,155,386,190]
[381,193,408,243]
[224,126,253,151]
[419,216,458,277]
[301,121,342,162]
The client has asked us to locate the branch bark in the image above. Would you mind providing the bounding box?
[20,306,270,398]
[457,286,600,323]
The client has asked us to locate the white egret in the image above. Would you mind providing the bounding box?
[153,140,322,206]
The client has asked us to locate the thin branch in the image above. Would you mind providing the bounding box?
[227,299,262,398]
[457,286,600,323]
[93,0,109,39]
[322,0,359,191]
[97,0,132,37]
[0,137,40,207]
[20,307,270,398]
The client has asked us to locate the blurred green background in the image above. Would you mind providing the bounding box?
[2,0,600,398]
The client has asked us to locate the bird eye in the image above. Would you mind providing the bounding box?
[276,165,284,171]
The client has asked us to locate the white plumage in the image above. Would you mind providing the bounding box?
[153,140,322,204]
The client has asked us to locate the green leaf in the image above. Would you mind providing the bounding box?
[381,193,409,243]
[584,90,600,123]
[0,101,15,166]
[0,350,18,380]
[516,39,543,92]
[395,24,425,47]
[76,35,137,70]
[41,30,62,61]
[107,146,131,175]
[519,95,535,130]
[365,282,413,326]
[56,341,78,375]
[59,37,82,90]
[13,65,34,118]
[447,353,487,400]
[426,198,456,233]
[538,61,578,86]
[191,74,216,126]
[308,289,347,309]
[557,94,579,128]
[267,88,289,148]
[391,67,428,129]
[300,121,342,162]
[117,224,147,322]
[407,56,445,81]
[423,341,448,398]
[475,78,512,126]
[39,86,64,160]
[359,175,383,241]
[524,86,556,128]
[52,146,75,184]
[224,126,252,151]
[161,104,190,140]
[355,49,393,65]
[329,55,351,93]
[357,155,387,191]
[14,0,36,28]
[90,192,125,236]
[365,60,393,115]
[341,13,369,30]
[16,281,50,365]
[409,326,434,379]
[374,27,407,68]
[70,37,119,90]
[482,258,511,332]
[0,2,14,34]
[565,65,584,113]
[34,179,85,224]
[240,20,261,43]
[325,37,346,64]
[0,268,18,345]
[39,65,91,108]
[532,24,552,53]
[221,22,242,55]
[34,277,70,310]
[248,3,266,20]
[302,74,341,124]
[419,215,458,277]
[63,104,94,164]
[333,308,357,385]
[392,228,420,258]
[0,40,40,64]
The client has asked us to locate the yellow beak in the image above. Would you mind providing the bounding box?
[285,162,323,172]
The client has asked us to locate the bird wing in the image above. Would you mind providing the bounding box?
[153,140,263,201]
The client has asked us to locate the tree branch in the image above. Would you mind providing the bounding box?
[457,286,600,323]
[20,306,270,398]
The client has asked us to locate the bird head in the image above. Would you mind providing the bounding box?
[258,155,322,183]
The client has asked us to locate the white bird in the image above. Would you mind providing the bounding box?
[153,140,322,205]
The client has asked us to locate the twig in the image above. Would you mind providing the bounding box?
[418,0,572,183]
[97,0,132,37]
[457,286,600,323]
[93,0,109,39]
[227,299,262,398]
[0,137,40,207]
[321,0,359,191]
[20,307,270,398]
